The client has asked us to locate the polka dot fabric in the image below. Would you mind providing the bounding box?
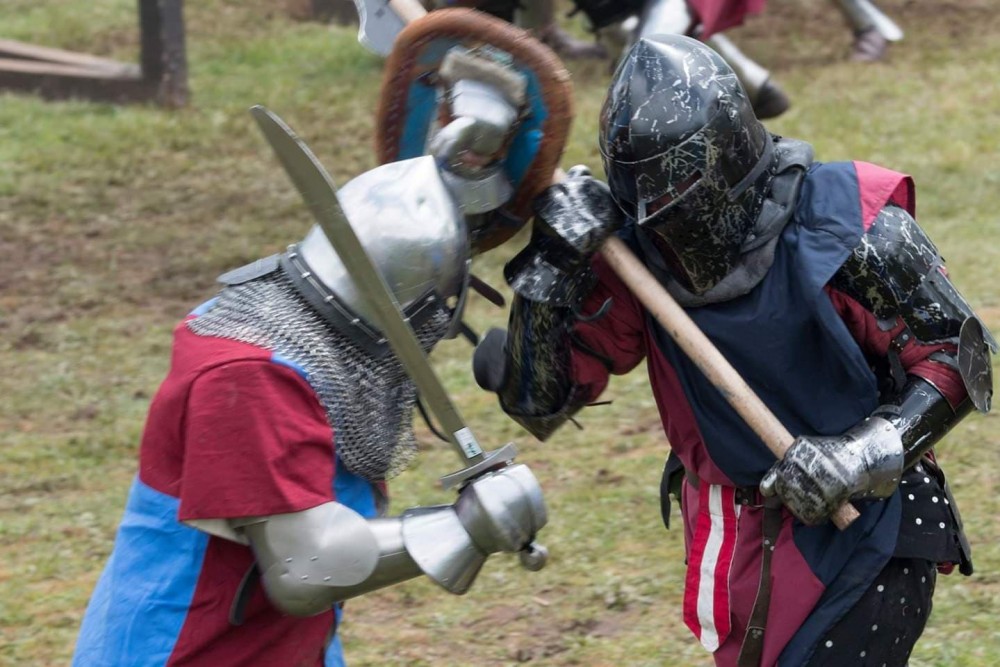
[893,460,967,568]
[804,558,936,666]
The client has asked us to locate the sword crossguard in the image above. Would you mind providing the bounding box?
[439,442,519,490]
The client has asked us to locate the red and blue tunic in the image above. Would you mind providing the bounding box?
[569,161,966,665]
[72,306,379,667]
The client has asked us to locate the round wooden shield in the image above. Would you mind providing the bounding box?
[376,8,575,253]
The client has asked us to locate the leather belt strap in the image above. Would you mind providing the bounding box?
[737,494,784,667]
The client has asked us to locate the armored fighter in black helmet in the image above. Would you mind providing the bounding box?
[475,34,994,667]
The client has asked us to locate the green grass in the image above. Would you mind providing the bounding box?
[2,1,999,665]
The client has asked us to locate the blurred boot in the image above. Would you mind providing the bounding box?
[851,27,888,61]
[706,33,791,120]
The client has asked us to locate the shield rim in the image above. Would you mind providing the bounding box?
[375,7,575,253]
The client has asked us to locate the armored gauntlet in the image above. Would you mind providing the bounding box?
[760,417,904,525]
[473,167,623,440]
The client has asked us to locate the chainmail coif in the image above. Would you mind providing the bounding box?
[187,269,450,482]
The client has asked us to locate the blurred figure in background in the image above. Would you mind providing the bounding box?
[830,0,904,61]
[431,0,609,59]
[548,0,793,119]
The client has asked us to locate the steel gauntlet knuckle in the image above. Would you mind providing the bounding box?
[457,464,547,554]
[532,173,621,258]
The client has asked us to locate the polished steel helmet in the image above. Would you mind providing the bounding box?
[284,156,471,355]
[599,35,776,295]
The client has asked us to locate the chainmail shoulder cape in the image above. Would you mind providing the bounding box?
[639,137,815,307]
[187,268,450,482]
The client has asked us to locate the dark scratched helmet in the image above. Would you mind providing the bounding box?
[599,35,777,295]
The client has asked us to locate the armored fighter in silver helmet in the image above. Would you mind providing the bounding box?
[72,47,547,667]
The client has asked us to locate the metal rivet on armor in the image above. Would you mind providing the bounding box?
[301,272,311,279]
[323,576,331,582]
[285,558,293,563]
[872,624,878,631]
[310,556,318,561]
[324,295,334,303]
[301,575,309,580]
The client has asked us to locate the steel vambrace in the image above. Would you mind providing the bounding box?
[873,375,976,469]
[235,463,546,616]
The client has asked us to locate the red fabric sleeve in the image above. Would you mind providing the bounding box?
[569,253,649,403]
[177,359,336,521]
[689,0,767,38]
[825,287,967,408]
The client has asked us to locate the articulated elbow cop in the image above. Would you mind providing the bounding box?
[237,463,547,616]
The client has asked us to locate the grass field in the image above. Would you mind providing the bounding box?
[1,1,998,665]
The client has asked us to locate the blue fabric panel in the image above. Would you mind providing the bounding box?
[649,218,878,486]
[781,497,902,665]
[324,606,346,667]
[397,81,438,161]
[503,67,547,189]
[271,351,310,380]
[333,457,377,520]
[72,477,209,667]
[188,298,218,317]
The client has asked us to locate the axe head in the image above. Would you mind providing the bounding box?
[352,0,408,56]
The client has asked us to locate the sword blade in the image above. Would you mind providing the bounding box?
[250,105,484,464]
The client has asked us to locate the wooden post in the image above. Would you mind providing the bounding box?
[138,0,189,108]
[0,0,189,107]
